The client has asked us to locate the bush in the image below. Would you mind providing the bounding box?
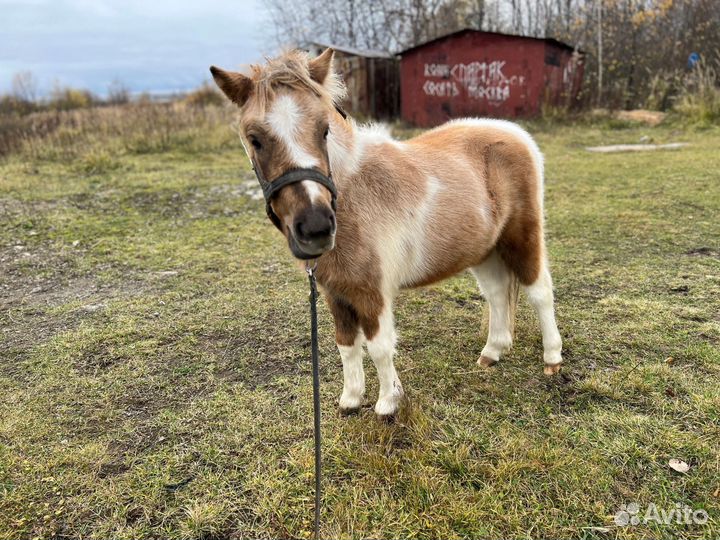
[75,149,122,175]
[645,70,682,111]
[0,95,36,116]
[107,80,131,105]
[674,57,720,124]
[48,87,96,111]
[184,83,225,107]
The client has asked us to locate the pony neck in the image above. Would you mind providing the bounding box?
[327,112,361,183]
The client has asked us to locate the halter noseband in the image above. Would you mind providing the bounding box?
[251,161,337,231]
[244,105,347,231]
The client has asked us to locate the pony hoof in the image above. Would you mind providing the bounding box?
[376,413,397,424]
[478,355,498,368]
[339,406,361,417]
[544,363,562,376]
[374,392,402,418]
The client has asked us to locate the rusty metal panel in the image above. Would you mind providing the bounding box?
[400,31,582,126]
[370,57,400,119]
[335,53,368,116]
[334,53,399,120]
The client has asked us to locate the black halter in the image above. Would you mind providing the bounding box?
[251,160,337,231]
[248,105,346,231]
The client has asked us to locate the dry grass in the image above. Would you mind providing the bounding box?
[0,108,718,539]
[0,102,237,159]
[675,58,720,125]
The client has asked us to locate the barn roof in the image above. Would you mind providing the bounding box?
[398,28,578,56]
[304,41,394,59]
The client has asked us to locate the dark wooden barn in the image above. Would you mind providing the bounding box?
[399,29,584,126]
[306,42,399,120]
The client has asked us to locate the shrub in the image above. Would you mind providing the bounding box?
[645,70,682,111]
[0,95,36,115]
[107,80,131,105]
[75,149,122,175]
[48,86,97,111]
[184,83,225,107]
[674,57,720,124]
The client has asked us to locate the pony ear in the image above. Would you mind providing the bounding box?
[308,48,335,85]
[209,66,252,106]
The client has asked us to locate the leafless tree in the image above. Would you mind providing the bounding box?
[265,0,720,108]
[11,71,38,103]
[265,0,466,52]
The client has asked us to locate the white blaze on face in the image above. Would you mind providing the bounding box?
[266,94,324,203]
[301,180,324,204]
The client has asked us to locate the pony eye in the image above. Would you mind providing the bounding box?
[323,127,329,140]
[250,137,262,150]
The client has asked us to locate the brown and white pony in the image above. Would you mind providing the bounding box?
[211,49,563,418]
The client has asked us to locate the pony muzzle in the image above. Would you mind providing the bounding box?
[289,205,336,259]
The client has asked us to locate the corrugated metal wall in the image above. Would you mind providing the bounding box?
[400,30,583,126]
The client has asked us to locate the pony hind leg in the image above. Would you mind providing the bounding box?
[522,264,563,374]
[496,223,563,374]
[471,251,518,367]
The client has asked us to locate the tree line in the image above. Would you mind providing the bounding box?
[266,0,720,110]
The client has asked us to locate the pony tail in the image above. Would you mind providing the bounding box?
[506,272,520,338]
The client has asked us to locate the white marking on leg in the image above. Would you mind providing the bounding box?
[266,94,319,169]
[523,266,563,366]
[338,334,365,410]
[365,303,403,416]
[471,252,513,362]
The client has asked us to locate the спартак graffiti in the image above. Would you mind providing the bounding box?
[423,60,526,103]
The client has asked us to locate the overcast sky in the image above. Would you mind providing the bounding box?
[0,0,272,96]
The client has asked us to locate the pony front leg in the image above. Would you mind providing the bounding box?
[328,296,366,414]
[337,335,365,413]
[363,304,404,418]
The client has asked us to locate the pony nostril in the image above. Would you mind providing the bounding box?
[294,212,333,242]
[294,220,306,239]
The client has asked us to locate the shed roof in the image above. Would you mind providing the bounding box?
[398,28,578,56]
[304,41,394,59]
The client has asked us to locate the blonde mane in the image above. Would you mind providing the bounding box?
[247,49,346,110]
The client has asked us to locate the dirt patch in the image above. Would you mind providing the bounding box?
[585,142,688,153]
[0,242,91,370]
[105,184,250,220]
[204,308,310,389]
[615,109,667,126]
[0,239,150,377]
[685,246,719,259]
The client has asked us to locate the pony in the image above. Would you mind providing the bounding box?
[210,48,563,418]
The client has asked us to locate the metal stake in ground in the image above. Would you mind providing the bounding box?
[306,261,322,540]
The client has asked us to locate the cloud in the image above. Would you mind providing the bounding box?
[0,0,271,95]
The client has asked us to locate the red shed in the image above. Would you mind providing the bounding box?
[399,29,583,126]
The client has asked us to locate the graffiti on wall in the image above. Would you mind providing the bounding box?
[422,60,526,104]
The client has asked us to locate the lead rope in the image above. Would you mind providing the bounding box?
[306,260,322,540]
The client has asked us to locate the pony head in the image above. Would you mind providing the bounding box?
[211,48,346,259]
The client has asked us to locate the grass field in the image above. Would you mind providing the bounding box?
[0,111,718,539]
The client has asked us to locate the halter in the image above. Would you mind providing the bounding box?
[250,159,337,231]
[240,105,347,231]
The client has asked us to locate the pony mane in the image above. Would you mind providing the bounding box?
[248,49,346,110]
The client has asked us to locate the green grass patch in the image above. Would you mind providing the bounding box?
[0,119,718,539]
